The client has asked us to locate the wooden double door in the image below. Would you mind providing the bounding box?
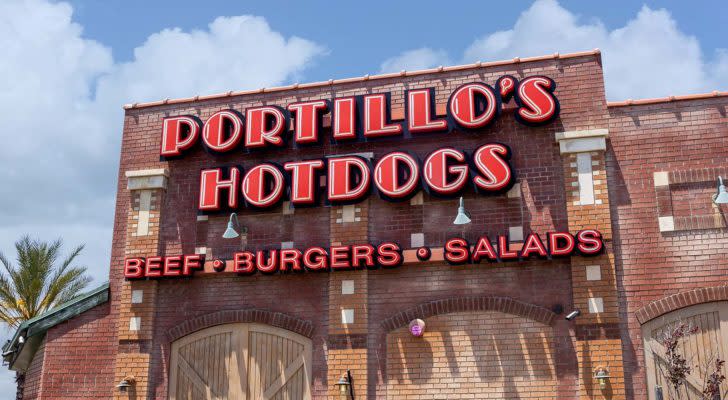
[643,302,728,399]
[169,323,313,400]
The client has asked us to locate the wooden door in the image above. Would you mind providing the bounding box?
[169,323,312,400]
[643,302,728,400]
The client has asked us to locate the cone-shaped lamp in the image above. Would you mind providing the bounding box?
[222,213,240,239]
[453,197,471,225]
[714,176,728,204]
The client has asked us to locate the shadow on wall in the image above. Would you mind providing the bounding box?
[386,311,558,399]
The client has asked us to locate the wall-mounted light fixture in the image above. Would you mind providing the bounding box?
[453,197,471,225]
[335,369,354,399]
[565,309,581,321]
[222,213,247,239]
[116,375,136,393]
[713,176,728,204]
[594,367,611,389]
[409,319,426,337]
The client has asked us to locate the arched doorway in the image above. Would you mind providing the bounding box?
[642,301,728,399]
[386,310,558,399]
[169,323,313,400]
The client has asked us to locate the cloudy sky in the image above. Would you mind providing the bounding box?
[0,0,726,395]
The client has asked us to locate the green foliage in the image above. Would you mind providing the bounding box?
[0,236,91,328]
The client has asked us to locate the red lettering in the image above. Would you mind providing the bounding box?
[548,232,575,257]
[520,233,548,258]
[497,235,518,260]
[202,110,244,152]
[332,97,357,141]
[163,256,182,277]
[160,116,201,157]
[363,94,402,138]
[279,249,303,272]
[448,83,499,129]
[471,237,497,263]
[472,143,513,192]
[423,148,468,195]
[233,251,256,274]
[303,247,328,271]
[376,242,402,267]
[515,76,559,126]
[374,152,420,199]
[183,255,203,276]
[284,160,324,205]
[124,258,145,279]
[407,88,448,133]
[288,100,328,144]
[256,250,279,274]
[577,230,604,255]
[241,164,285,208]
[330,246,351,270]
[445,238,469,264]
[351,244,375,269]
[199,167,240,211]
[145,256,163,278]
[328,156,371,202]
[245,106,287,148]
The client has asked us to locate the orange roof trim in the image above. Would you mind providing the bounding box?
[607,91,728,107]
[122,49,602,110]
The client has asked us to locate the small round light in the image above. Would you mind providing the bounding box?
[409,319,426,337]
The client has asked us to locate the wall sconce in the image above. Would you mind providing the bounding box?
[453,197,471,225]
[222,213,247,239]
[713,176,728,204]
[116,375,136,392]
[594,367,611,389]
[409,319,426,337]
[565,309,581,321]
[335,369,353,399]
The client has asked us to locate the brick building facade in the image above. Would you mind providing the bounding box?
[4,50,727,399]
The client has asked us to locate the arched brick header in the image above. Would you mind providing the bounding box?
[166,309,314,342]
[635,285,728,324]
[380,296,556,332]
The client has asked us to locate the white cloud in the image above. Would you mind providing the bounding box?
[387,0,728,100]
[379,47,451,73]
[0,0,325,392]
[0,0,325,286]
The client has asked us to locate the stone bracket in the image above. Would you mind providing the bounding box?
[126,168,169,190]
[555,128,609,154]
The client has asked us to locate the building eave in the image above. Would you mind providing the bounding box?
[121,49,603,111]
[3,282,110,371]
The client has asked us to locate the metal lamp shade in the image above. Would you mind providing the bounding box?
[222,213,240,239]
[453,197,472,225]
[715,176,728,204]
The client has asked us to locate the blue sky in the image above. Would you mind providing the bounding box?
[66,0,728,82]
[0,0,726,396]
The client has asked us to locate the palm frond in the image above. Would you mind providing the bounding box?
[0,236,91,328]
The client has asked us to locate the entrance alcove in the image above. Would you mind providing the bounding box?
[168,322,313,400]
[383,297,559,399]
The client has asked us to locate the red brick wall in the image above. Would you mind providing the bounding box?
[15,53,613,398]
[32,302,116,399]
[106,54,608,399]
[21,340,44,400]
[607,97,728,399]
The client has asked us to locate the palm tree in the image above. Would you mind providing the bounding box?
[0,236,91,328]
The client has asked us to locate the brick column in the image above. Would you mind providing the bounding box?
[556,130,626,399]
[327,202,369,399]
[113,169,168,399]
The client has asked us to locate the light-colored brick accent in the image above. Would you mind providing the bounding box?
[113,353,151,400]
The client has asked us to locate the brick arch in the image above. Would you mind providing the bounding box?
[166,309,314,342]
[380,296,556,332]
[635,285,728,324]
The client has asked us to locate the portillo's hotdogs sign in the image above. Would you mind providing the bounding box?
[124,74,605,280]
